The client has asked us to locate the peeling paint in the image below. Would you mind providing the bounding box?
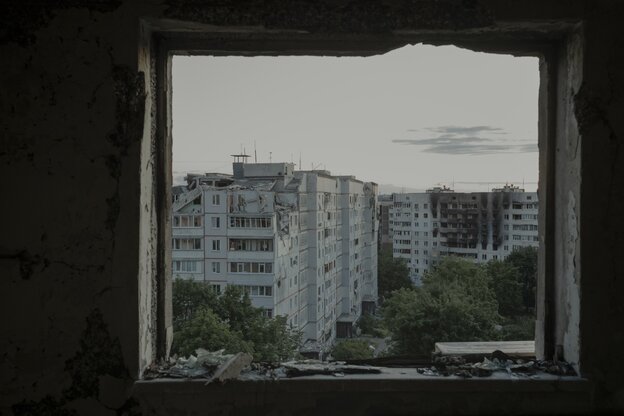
[563,191,580,368]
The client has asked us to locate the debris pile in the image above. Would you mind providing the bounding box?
[143,349,252,382]
[144,351,381,382]
[143,349,576,382]
[422,350,577,378]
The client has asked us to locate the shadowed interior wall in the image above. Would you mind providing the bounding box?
[1,0,623,414]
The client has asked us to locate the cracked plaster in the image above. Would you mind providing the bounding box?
[1,0,624,414]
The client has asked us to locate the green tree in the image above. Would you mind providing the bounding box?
[172,278,219,330]
[356,313,387,338]
[499,315,535,341]
[382,257,500,356]
[377,248,412,302]
[217,286,262,336]
[173,308,252,357]
[331,339,374,360]
[504,246,538,311]
[171,279,301,361]
[250,315,302,362]
[485,260,524,317]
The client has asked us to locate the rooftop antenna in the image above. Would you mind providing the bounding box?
[254,140,258,163]
[299,152,302,170]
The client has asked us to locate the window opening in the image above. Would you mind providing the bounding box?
[167,44,543,374]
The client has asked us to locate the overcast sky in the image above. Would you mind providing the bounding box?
[172,44,539,192]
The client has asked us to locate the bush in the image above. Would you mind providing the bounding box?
[331,339,374,360]
[357,313,387,338]
[499,315,535,341]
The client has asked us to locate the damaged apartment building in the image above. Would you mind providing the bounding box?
[172,157,378,353]
[390,185,538,284]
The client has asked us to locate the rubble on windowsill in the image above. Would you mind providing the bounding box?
[143,350,382,382]
[143,349,252,381]
[423,350,577,379]
[142,349,576,383]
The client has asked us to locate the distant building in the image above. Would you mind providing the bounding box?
[390,185,538,285]
[378,194,393,251]
[172,157,378,354]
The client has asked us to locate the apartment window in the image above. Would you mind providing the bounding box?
[172,238,201,250]
[173,260,201,272]
[173,214,202,228]
[212,194,220,205]
[228,239,273,252]
[212,240,220,251]
[240,285,273,297]
[229,262,273,273]
[211,217,220,228]
[229,216,272,228]
[212,262,220,273]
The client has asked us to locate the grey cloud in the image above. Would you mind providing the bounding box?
[393,125,537,155]
[421,143,537,155]
[426,125,507,135]
[407,125,507,136]
[393,136,490,146]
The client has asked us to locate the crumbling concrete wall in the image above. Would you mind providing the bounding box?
[1,0,623,414]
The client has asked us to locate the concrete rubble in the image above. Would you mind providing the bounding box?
[143,349,576,382]
[424,350,577,378]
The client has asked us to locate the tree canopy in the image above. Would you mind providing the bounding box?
[381,249,540,355]
[331,339,374,360]
[504,246,538,311]
[377,248,412,302]
[171,280,300,361]
[382,257,500,356]
[484,260,524,317]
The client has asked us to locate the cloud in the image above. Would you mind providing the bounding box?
[427,125,507,135]
[394,126,536,155]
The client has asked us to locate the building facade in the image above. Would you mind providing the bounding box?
[172,160,378,353]
[389,185,538,285]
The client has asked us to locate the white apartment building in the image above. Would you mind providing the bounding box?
[171,159,378,354]
[389,185,538,285]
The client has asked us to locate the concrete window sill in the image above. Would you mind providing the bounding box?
[133,373,591,415]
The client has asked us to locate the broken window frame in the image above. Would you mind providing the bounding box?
[147,22,583,377]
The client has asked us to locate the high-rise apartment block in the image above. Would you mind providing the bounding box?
[171,158,378,353]
[388,185,538,284]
